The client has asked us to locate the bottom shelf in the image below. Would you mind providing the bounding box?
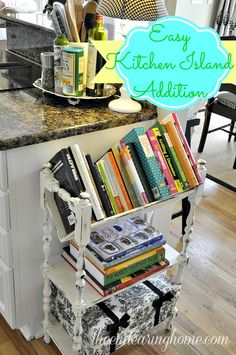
[47,321,73,355]
[47,315,171,355]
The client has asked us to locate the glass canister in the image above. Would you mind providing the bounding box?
[41,52,54,91]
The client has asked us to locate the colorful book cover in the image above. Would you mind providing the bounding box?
[88,216,165,262]
[112,144,140,208]
[146,130,178,195]
[120,145,149,206]
[151,126,183,193]
[171,113,203,184]
[70,144,105,220]
[96,160,120,214]
[85,259,169,297]
[63,245,165,287]
[163,119,199,188]
[70,238,166,271]
[126,142,155,203]
[49,148,85,235]
[85,154,115,217]
[99,157,125,213]
[155,122,189,190]
[107,150,133,210]
[120,127,170,200]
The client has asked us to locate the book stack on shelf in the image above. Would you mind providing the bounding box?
[62,216,168,296]
[49,112,202,295]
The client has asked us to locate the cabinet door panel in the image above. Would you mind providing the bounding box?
[0,190,10,231]
[0,259,15,328]
[0,152,8,191]
[0,227,12,266]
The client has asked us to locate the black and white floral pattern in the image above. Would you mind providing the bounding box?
[49,274,180,355]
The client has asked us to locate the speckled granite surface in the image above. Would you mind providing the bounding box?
[0,89,157,151]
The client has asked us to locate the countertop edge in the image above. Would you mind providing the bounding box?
[0,112,157,151]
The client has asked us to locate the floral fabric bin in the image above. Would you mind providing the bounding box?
[50,274,180,354]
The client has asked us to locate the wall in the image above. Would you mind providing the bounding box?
[165,0,220,27]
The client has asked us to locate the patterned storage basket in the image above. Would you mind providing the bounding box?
[50,273,180,354]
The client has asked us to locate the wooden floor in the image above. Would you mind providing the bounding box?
[0,179,235,355]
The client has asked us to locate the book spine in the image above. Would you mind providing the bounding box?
[96,160,119,214]
[152,127,183,193]
[112,145,140,208]
[70,145,105,220]
[50,148,84,234]
[120,146,148,206]
[172,113,203,184]
[163,120,199,188]
[103,261,168,296]
[85,154,114,217]
[121,127,170,200]
[146,130,178,195]
[108,151,133,210]
[126,143,154,203]
[155,122,189,190]
[103,248,165,285]
[101,158,125,213]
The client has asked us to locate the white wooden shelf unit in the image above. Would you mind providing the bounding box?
[40,162,198,355]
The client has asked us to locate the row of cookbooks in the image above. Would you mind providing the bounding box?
[49,112,202,296]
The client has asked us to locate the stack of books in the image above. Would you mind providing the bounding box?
[49,113,202,235]
[62,216,168,296]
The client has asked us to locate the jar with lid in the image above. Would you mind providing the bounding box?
[40,52,54,91]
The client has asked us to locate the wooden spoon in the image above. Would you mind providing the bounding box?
[65,0,80,42]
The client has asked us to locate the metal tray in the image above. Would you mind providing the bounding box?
[33,78,116,105]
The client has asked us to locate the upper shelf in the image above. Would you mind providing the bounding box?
[45,182,197,243]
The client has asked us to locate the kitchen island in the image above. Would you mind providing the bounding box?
[0,88,170,340]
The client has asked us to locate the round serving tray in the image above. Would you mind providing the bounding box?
[33,79,116,105]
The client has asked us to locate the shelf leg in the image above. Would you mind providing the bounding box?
[181,190,197,258]
[72,247,87,354]
[71,197,92,354]
[42,208,52,344]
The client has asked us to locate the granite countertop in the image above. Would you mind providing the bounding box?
[0,89,157,151]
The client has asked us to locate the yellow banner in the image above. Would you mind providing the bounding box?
[92,40,236,84]
[222,41,236,83]
[91,40,123,84]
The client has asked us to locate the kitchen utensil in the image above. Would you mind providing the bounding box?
[52,2,73,41]
[65,0,80,42]
[80,0,98,42]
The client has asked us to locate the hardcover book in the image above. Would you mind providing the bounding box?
[96,160,120,214]
[85,259,170,296]
[49,148,85,235]
[171,113,203,184]
[112,144,140,208]
[104,151,133,211]
[151,126,183,193]
[62,245,165,287]
[70,144,105,221]
[154,122,189,190]
[126,143,155,203]
[162,118,199,188]
[146,130,178,195]
[120,127,170,200]
[85,154,115,217]
[119,145,149,206]
[88,216,165,262]
[70,238,167,271]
